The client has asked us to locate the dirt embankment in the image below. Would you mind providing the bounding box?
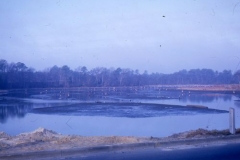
[1,128,240,156]
[173,84,240,92]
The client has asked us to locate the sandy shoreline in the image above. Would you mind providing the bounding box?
[1,128,240,159]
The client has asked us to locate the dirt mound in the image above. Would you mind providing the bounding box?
[0,132,11,139]
[0,128,141,155]
[19,127,59,139]
[168,128,240,139]
[23,127,58,136]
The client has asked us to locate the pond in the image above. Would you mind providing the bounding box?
[0,87,239,137]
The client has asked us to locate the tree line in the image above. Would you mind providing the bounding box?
[0,59,240,89]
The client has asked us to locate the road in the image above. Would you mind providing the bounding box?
[72,143,240,160]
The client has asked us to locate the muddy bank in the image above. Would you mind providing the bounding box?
[1,127,240,157]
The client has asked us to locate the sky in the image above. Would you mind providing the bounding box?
[0,0,240,74]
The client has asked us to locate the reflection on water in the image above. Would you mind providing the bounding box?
[0,88,239,136]
[1,114,229,137]
[180,93,232,103]
[0,105,27,123]
[0,98,32,123]
[234,100,240,108]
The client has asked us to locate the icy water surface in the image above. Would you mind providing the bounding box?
[0,87,239,137]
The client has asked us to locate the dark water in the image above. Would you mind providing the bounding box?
[0,87,239,137]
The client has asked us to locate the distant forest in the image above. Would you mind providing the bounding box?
[0,59,240,89]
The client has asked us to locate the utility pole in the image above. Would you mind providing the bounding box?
[229,108,236,134]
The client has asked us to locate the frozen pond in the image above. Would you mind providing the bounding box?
[0,87,239,137]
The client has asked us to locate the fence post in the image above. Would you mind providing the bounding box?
[229,108,236,134]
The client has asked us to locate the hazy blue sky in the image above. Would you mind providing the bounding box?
[0,0,240,73]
